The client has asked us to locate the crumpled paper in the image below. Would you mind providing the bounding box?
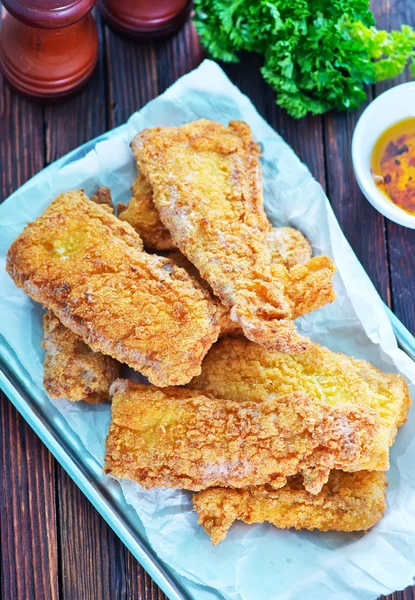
[1,59,415,600]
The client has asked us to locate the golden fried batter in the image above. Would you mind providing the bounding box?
[42,310,119,403]
[6,191,221,387]
[119,172,313,271]
[193,470,387,544]
[132,119,335,353]
[266,226,312,270]
[285,255,336,319]
[104,380,383,494]
[168,247,335,335]
[189,337,410,474]
[41,185,118,403]
[168,251,241,337]
[118,173,175,250]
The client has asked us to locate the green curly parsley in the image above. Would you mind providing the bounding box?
[193,0,415,118]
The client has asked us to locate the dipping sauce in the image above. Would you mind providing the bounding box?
[371,117,415,215]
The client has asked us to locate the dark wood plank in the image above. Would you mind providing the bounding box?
[105,27,158,128]
[42,14,131,600]
[106,19,201,128]
[323,100,391,302]
[57,470,126,600]
[0,75,59,600]
[153,21,203,102]
[0,83,45,199]
[0,390,59,600]
[373,0,415,334]
[124,551,167,600]
[44,12,108,163]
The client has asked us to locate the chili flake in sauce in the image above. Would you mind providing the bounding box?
[371,117,415,215]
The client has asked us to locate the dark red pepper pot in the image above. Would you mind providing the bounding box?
[0,0,99,101]
[99,0,192,38]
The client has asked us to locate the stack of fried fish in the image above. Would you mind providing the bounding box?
[6,119,410,545]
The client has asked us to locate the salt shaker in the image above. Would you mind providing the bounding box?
[100,0,192,38]
[0,0,99,101]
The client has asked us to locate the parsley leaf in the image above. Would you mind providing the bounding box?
[193,0,415,118]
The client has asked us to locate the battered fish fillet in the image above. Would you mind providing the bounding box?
[193,470,387,545]
[168,243,334,335]
[42,310,119,403]
[118,173,175,251]
[132,119,336,352]
[104,380,382,494]
[119,172,313,270]
[189,337,410,483]
[168,251,240,337]
[41,185,118,403]
[6,191,221,387]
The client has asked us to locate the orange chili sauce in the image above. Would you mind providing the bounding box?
[371,117,415,215]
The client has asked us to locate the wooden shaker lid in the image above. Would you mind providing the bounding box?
[2,0,97,29]
[100,0,192,38]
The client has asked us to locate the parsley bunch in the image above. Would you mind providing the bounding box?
[193,0,415,118]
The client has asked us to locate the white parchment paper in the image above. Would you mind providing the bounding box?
[1,60,415,600]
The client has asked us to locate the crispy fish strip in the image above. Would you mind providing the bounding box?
[132,118,327,352]
[104,380,381,493]
[6,191,221,387]
[168,251,241,337]
[119,172,313,270]
[189,337,410,472]
[193,471,387,545]
[118,173,175,250]
[120,171,333,322]
[42,310,119,403]
[168,248,335,335]
[284,255,336,319]
[42,185,118,403]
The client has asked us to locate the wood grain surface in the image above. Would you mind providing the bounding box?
[0,2,414,599]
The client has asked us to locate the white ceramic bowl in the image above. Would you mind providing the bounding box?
[352,81,415,228]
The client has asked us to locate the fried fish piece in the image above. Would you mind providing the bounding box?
[132,119,336,353]
[119,173,313,271]
[168,251,241,337]
[168,245,334,336]
[104,380,382,494]
[273,254,335,320]
[118,173,175,251]
[41,185,118,403]
[189,337,410,476]
[6,191,221,387]
[193,470,387,544]
[121,172,332,322]
[42,310,119,403]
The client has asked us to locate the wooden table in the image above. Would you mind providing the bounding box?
[1,1,414,598]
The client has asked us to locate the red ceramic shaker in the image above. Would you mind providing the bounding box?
[0,0,99,101]
[100,0,192,38]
